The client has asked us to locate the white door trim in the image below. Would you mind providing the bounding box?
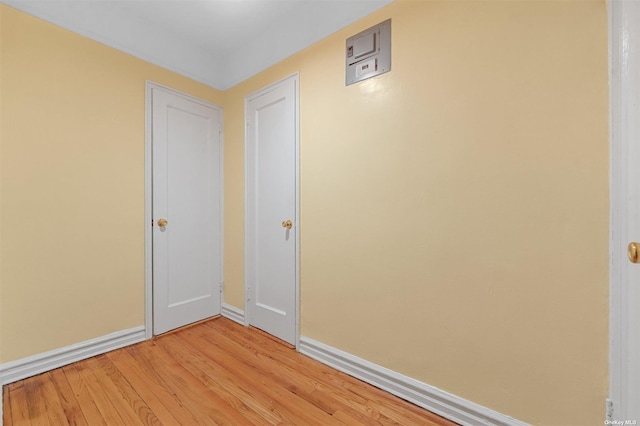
[144,81,224,339]
[243,73,300,349]
[609,0,639,420]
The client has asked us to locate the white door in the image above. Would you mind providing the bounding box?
[611,1,640,421]
[246,75,298,345]
[151,85,222,335]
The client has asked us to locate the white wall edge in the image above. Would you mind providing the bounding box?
[0,326,145,385]
[221,303,245,325]
[299,337,529,426]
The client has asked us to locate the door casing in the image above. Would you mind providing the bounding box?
[243,73,301,348]
[144,81,224,339]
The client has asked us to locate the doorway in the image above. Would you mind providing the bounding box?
[245,74,300,346]
[146,82,223,336]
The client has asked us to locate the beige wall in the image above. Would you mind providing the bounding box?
[0,5,222,362]
[224,1,609,425]
[1,1,609,425]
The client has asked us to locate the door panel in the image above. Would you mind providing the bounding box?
[152,87,222,335]
[246,75,298,345]
[622,3,640,418]
[611,1,640,420]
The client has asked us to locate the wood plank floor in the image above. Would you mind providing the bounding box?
[3,317,457,425]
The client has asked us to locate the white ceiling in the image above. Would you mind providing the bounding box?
[2,0,393,90]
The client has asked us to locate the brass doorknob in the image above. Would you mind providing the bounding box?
[281,220,293,230]
[629,242,640,263]
[157,218,168,227]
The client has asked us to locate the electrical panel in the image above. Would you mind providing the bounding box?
[346,19,391,86]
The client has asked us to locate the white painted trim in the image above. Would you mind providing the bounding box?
[608,0,622,418]
[243,73,301,348]
[221,303,245,325]
[145,82,154,341]
[0,326,145,386]
[145,81,225,338]
[291,73,301,351]
[299,337,528,426]
[218,108,226,326]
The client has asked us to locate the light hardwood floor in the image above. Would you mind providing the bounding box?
[3,317,457,425]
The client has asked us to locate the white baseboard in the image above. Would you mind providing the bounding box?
[221,303,245,325]
[299,337,528,426]
[0,320,526,426]
[0,325,146,385]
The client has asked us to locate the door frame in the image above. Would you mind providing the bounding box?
[609,0,640,419]
[144,81,224,339]
[243,73,301,348]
